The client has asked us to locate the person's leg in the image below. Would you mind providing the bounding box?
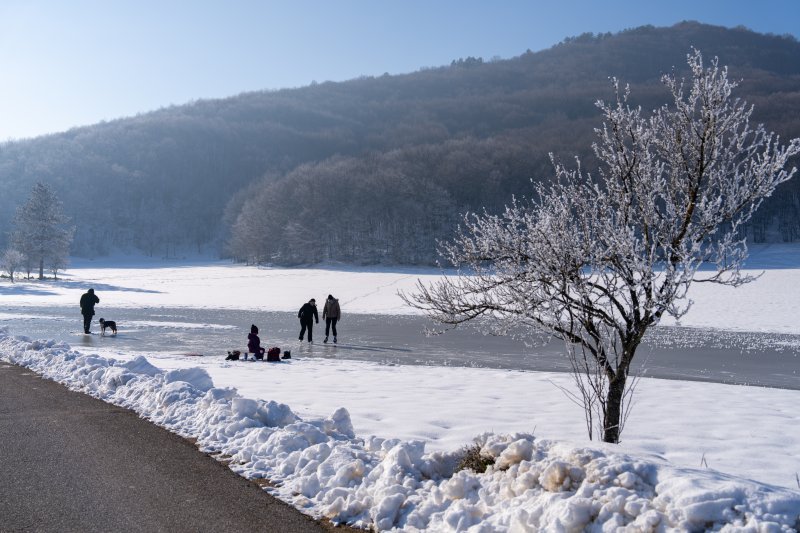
[325,319,331,337]
[331,318,338,339]
[308,322,313,343]
[299,322,307,340]
[83,314,91,334]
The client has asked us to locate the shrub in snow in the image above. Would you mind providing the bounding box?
[456,442,495,474]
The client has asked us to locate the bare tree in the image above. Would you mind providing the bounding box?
[11,183,74,280]
[403,50,800,443]
[48,243,70,280]
[1,248,25,283]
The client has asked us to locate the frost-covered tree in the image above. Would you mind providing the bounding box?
[11,182,74,280]
[403,50,800,443]
[48,242,70,280]
[1,248,25,283]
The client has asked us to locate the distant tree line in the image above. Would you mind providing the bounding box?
[0,22,798,264]
[225,135,561,264]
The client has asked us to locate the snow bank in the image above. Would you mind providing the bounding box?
[2,332,798,531]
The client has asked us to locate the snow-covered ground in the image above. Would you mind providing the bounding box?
[4,244,800,331]
[1,248,800,530]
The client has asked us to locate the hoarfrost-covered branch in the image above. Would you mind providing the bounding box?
[403,49,800,443]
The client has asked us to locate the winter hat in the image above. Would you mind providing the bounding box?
[310,298,316,303]
[328,294,334,300]
[250,324,258,334]
[88,288,94,293]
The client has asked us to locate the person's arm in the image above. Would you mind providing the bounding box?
[314,307,319,323]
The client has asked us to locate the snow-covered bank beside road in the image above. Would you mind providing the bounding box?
[2,332,799,530]
[101,346,800,489]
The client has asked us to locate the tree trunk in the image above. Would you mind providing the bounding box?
[38,258,44,280]
[603,374,627,443]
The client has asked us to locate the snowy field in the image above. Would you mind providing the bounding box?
[2,243,800,333]
[1,247,800,530]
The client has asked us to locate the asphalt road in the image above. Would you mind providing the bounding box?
[0,361,329,533]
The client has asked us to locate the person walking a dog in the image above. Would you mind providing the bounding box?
[298,298,319,343]
[79,288,100,334]
[322,294,340,344]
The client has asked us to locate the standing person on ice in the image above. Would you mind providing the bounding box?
[247,324,265,360]
[298,299,319,343]
[323,294,341,344]
[79,288,99,334]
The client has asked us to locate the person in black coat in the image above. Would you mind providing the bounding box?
[247,324,265,360]
[297,299,319,342]
[79,288,100,334]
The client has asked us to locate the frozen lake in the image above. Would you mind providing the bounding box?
[2,305,798,390]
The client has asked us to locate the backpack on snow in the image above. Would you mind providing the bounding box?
[266,347,281,362]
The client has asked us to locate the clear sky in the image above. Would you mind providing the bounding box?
[1,0,798,140]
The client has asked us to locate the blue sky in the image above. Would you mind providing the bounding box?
[1,0,798,140]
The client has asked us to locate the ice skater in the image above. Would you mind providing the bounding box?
[298,299,319,342]
[323,294,340,343]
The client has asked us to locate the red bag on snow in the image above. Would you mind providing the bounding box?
[266,347,281,362]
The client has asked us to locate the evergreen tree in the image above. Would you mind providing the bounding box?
[11,183,74,280]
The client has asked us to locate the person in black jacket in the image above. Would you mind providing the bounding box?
[297,299,319,343]
[247,324,265,360]
[79,288,100,334]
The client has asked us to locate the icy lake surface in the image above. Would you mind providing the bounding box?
[2,306,798,390]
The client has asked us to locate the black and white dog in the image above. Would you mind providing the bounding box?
[99,318,118,336]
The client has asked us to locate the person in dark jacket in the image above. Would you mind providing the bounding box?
[247,324,265,360]
[79,288,100,334]
[298,299,319,342]
[322,294,341,344]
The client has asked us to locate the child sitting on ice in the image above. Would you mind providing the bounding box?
[247,324,265,360]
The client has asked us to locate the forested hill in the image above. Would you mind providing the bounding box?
[1,21,798,263]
